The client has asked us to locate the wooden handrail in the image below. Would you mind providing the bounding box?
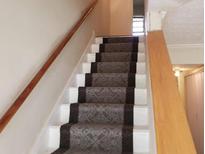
[0,0,98,133]
[147,31,196,154]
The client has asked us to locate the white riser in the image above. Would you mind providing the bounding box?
[91,43,145,53]
[95,37,145,44]
[87,52,145,63]
[59,104,149,126]
[76,74,147,89]
[48,126,150,153]
[82,62,146,74]
[68,88,147,105]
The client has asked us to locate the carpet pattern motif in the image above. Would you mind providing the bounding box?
[52,37,139,154]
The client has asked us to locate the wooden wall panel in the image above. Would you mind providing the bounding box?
[147,31,196,154]
[185,71,204,154]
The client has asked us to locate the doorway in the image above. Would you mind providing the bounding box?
[133,0,145,36]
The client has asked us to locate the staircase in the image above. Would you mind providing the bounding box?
[48,36,150,154]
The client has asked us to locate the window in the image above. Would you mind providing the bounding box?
[132,17,144,36]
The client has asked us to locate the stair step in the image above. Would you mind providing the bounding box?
[48,125,150,153]
[78,87,135,104]
[99,43,139,52]
[50,149,150,154]
[100,37,139,44]
[82,62,146,74]
[95,36,145,44]
[87,52,145,62]
[90,62,137,73]
[68,87,147,105]
[59,104,149,126]
[59,123,133,152]
[76,73,146,88]
[43,149,150,154]
[91,43,145,53]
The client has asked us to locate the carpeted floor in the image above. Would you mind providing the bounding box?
[52,37,139,154]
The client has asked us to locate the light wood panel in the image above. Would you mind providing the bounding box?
[147,31,196,154]
[109,0,133,35]
[185,70,204,154]
[0,0,98,133]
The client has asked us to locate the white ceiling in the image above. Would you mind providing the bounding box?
[148,0,191,11]
[163,0,204,45]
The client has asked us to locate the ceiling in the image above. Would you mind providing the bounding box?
[163,0,204,45]
[148,0,192,11]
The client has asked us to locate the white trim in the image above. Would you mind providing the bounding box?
[144,36,158,154]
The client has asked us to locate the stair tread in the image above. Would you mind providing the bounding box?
[85,73,136,87]
[78,87,135,104]
[91,62,137,73]
[51,148,149,154]
[62,122,133,128]
[96,52,138,62]
[53,148,135,154]
[54,123,133,154]
[91,61,137,63]
[97,52,138,54]
[103,37,139,44]
[52,148,149,154]
[100,42,138,53]
[71,102,134,106]
[69,103,134,125]
[85,73,136,75]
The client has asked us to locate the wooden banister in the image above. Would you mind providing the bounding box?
[147,31,196,154]
[0,0,98,133]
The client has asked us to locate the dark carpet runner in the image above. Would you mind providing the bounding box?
[52,37,139,154]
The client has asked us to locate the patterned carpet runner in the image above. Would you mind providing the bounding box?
[52,37,139,154]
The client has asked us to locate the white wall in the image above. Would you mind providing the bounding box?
[0,0,92,117]
[168,44,204,64]
[110,0,133,35]
[0,0,101,153]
